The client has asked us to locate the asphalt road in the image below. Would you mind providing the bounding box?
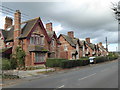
[4,60,118,88]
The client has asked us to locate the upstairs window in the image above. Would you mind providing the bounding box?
[40,35,44,45]
[30,34,44,45]
[64,45,68,51]
[52,38,55,47]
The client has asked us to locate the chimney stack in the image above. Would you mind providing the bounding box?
[46,22,52,31]
[13,10,21,52]
[86,38,90,44]
[68,31,74,38]
[99,42,102,46]
[4,16,13,30]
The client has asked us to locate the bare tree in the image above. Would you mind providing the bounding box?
[112,1,120,24]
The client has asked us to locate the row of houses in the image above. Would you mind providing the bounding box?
[0,10,108,66]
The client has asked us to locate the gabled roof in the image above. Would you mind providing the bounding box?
[19,17,39,39]
[1,17,50,42]
[98,45,107,52]
[47,30,60,44]
[58,34,79,47]
[85,41,96,50]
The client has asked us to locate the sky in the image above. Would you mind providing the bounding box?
[0,0,119,51]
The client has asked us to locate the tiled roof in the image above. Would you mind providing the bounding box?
[60,34,79,47]
[1,17,39,42]
[47,30,54,38]
[47,30,61,44]
[20,17,39,39]
[85,41,96,50]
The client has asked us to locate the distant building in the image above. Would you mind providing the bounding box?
[58,31,82,60]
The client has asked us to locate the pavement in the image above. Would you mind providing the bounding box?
[0,68,55,87]
[2,59,118,88]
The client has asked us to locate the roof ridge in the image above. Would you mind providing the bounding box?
[21,17,40,24]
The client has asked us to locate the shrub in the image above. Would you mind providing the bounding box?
[60,60,89,68]
[107,52,119,61]
[46,58,66,67]
[94,56,108,63]
[2,74,19,79]
[80,57,89,60]
[10,57,17,69]
[2,58,11,70]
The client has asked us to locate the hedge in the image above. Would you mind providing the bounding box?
[2,58,11,70]
[46,58,66,67]
[60,60,89,68]
[94,56,108,63]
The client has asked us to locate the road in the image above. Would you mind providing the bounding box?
[4,60,118,88]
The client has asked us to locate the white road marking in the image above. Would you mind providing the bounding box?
[79,73,96,80]
[58,85,65,88]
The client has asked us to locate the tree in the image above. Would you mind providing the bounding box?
[112,1,120,24]
[16,46,26,69]
[11,46,26,69]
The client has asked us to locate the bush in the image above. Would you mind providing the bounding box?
[46,58,66,67]
[2,74,19,79]
[10,58,17,69]
[107,52,119,61]
[80,57,89,60]
[94,56,108,63]
[60,60,89,68]
[2,58,11,70]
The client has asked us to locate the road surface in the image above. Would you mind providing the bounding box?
[4,60,118,88]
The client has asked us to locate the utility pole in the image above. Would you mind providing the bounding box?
[105,37,108,51]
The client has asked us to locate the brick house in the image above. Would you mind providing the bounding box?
[80,38,96,57]
[58,31,82,60]
[0,10,60,66]
[46,22,61,58]
[97,42,108,56]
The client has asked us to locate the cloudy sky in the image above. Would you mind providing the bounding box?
[0,0,119,51]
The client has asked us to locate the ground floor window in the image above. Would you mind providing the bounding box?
[35,53,45,63]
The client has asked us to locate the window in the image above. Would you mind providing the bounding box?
[40,35,44,45]
[64,45,68,51]
[30,37,34,44]
[35,53,45,63]
[52,39,55,47]
[30,34,45,45]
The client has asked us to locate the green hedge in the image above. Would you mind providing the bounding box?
[60,60,89,68]
[79,57,89,60]
[94,56,108,63]
[2,58,11,70]
[46,58,66,67]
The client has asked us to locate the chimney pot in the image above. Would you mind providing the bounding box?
[99,42,102,46]
[86,38,90,44]
[46,22,52,31]
[68,31,74,38]
[4,16,13,30]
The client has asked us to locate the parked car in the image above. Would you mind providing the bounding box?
[89,57,96,64]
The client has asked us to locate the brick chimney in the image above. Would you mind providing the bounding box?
[68,31,74,38]
[4,16,13,30]
[13,10,21,52]
[86,38,90,44]
[99,42,102,46]
[46,22,52,31]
